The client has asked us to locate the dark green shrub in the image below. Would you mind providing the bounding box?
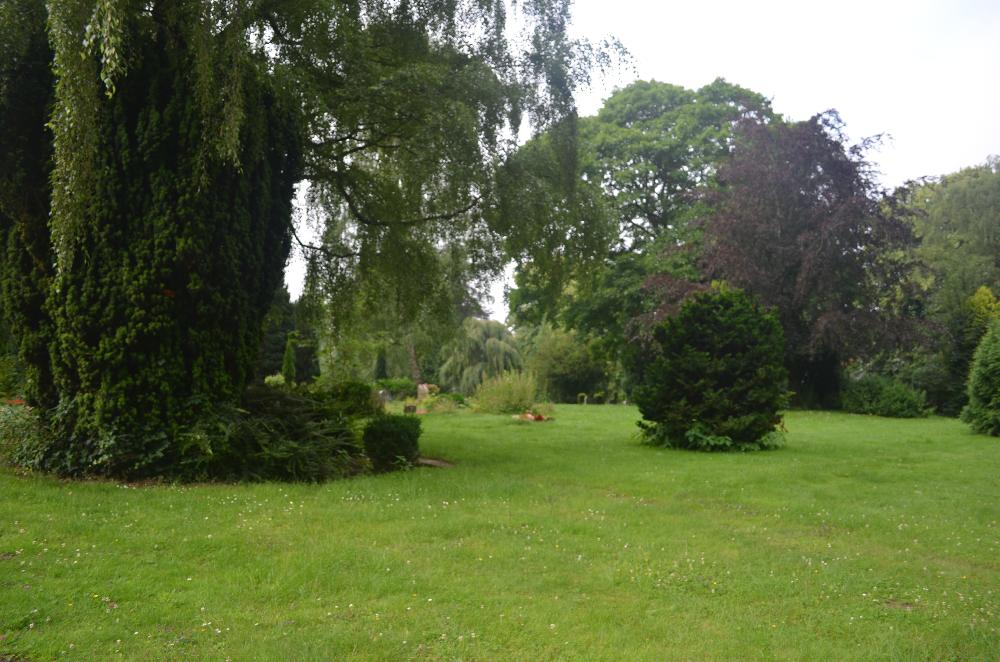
[375,377,418,399]
[962,321,1000,436]
[176,386,365,482]
[363,414,422,472]
[841,374,929,418]
[631,286,788,451]
[316,381,382,418]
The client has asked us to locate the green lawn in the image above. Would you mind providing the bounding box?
[1,407,998,660]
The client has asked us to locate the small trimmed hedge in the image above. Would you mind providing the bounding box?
[841,375,929,418]
[184,386,365,482]
[363,414,422,472]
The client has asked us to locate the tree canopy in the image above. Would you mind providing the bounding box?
[690,112,918,406]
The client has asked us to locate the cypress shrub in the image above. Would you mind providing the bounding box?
[363,415,422,473]
[631,286,788,451]
[962,321,1000,436]
[0,0,57,409]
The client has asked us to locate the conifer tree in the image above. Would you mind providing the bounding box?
[962,321,1000,436]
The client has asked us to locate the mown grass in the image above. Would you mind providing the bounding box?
[1,407,998,660]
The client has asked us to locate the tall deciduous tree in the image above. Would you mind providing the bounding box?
[904,159,1000,413]
[695,111,917,406]
[508,79,773,389]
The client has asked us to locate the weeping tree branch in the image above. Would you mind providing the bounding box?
[289,223,358,260]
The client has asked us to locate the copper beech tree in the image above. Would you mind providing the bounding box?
[693,112,918,406]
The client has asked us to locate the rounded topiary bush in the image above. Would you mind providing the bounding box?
[631,285,788,450]
[363,414,422,472]
[841,374,929,418]
[962,320,1000,436]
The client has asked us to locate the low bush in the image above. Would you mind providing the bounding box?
[440,392,467,406]
[316,380,382,418]
[962,321,1000,435]
[841,374,929,418]
[177,386,366,482]
[0,402,50,469]
[630,285,788,451]
[5,387,368,482]
[0,354,22,398]
[363,414,422,472]
[375,377,418,399]
[473,371,540,414]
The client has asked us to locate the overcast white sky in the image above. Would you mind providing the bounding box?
[288,0,1000,317]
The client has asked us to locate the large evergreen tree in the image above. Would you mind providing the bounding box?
[39,1,303,476]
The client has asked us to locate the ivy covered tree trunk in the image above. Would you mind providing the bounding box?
[41,3,302,477]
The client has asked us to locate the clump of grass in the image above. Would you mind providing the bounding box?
[473,371,549,415]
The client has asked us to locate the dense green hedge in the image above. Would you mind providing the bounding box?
[375,377,418,399]
[2,386,368,483]
[840,374,929,418]
[0,0,57,409]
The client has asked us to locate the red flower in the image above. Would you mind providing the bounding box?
[162,288,177,299]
